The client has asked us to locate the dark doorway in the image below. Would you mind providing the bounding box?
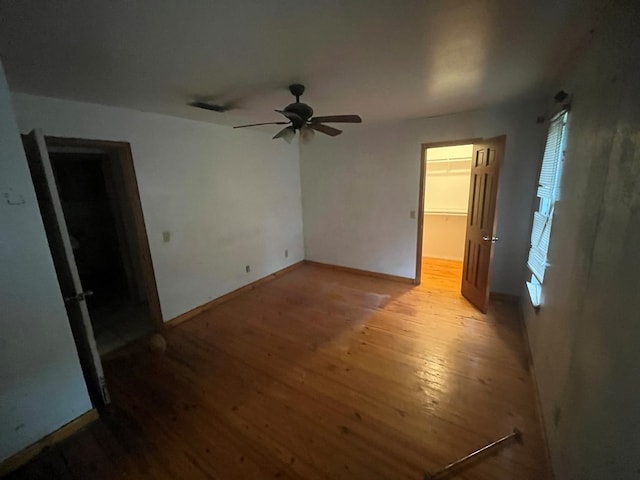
[49,151,153,354]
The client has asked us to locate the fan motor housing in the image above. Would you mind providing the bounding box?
[284,102,314,125]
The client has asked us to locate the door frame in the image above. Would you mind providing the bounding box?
[44,135,164,331]
[414,137,482,284]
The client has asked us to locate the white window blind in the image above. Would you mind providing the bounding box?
[526,111,568,305]
[527,210,553,282]
[537,119,565,201]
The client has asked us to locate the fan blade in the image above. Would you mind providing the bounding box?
[310,115,362,124]
[233,121,289,129]
[310,123,342,137]
[273,126,296,143]
[275,109,303,124]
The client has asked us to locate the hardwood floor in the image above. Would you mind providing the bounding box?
[6,262,551,479]
[420,257,464,292]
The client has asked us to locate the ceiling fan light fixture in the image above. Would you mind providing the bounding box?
[301,126,315,144]
[273,126,296,143]
[282,128,296,144]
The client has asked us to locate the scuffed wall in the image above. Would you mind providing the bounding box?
[522,1,640,477]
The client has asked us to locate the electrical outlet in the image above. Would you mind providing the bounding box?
[162,231,171,242]
[245,265,250,273]
[285,249,289,258]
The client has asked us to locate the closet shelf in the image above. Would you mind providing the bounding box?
[427,169,470,175]
[426,156,471,164]
[424,209,468,216]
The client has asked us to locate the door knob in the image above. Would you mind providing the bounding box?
[482,235,499,243]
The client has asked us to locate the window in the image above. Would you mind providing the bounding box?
[526,110,568,308]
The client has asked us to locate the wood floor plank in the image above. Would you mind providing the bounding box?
[5,259,552,479]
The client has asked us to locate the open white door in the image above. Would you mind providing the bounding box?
[23,129,110,406]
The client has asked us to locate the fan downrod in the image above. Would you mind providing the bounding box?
[289,84,305,102]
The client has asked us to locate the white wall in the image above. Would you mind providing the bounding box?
[422,214,467,261]
[300,99,545,293]
[0,62,92,462]
[12,94,305,321]
[522,1,640,478]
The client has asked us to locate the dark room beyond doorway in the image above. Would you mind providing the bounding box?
[50,151,153,354]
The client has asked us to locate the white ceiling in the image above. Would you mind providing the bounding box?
[0,0,607,127]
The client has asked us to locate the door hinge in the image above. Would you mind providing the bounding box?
[64,290,94,303]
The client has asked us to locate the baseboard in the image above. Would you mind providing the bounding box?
[518,310,556,479]
[165,261,305,329]
[0,408,99,476]
[489,291,521,305]
[304,260,414,284]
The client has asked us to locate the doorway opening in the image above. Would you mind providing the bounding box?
[415,137,505,312]
[25,133,163,361]
[420,144,473,292]
[24,132,163,404]
[48,148,154,355]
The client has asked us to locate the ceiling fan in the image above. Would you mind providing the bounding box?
[233,84,362,143]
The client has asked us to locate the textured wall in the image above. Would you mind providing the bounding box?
[522,1,640,477]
